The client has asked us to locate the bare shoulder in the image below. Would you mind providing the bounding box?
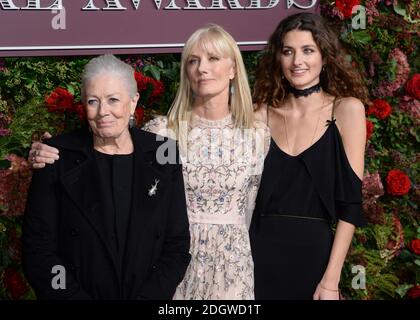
[253,103,269,123]
[334,97,365,119]
[334,97,366,179]
[334,97,366,132]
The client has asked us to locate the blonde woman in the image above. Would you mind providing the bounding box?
[29,25,270,300]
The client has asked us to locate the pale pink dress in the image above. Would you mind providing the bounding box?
[142,113,270,299]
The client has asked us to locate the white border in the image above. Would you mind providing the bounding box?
[0,41,267,51]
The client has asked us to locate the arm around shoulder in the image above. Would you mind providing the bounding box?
[141,115,169,137]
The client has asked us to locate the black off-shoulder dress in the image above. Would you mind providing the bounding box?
[249,116,366,300]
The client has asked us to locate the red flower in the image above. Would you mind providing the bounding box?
[405,74,420,100]
[71,102,87,123]
[367,99,392,120]
[135,107,145,126]
[407,285,420,299]
[366,120,374,141]
[335,0,360,18]
[409,239,420,255]
[134,71,164,106]
[386,169,411,196]
[2,267,28,300]
[45,87,74,113]
[150,78,164,102]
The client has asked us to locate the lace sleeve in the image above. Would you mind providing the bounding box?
[141,115,169,137]
[254,119,271,158]
[245,120,271,229]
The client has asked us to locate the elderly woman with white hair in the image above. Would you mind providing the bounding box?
[23,54,191,300]
[29,25,271,300]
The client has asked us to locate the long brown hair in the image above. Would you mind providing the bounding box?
[253,13,370,108]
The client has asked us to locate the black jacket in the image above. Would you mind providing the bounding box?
[23,128,190,300]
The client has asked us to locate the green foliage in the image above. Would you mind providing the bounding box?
[146,55,181,114]
[0,57,88,106]
[0,0,419,299]
[0,98,63,157]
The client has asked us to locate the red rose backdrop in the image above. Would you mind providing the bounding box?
[0,1,419,299]
[321,0,419,300]
[367,99,392,120]
[386,169,411,196]
[405,74,420,100]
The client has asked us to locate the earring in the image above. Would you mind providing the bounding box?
[129,114,136,129]
[228,81,234,105]
[281,74,285,79]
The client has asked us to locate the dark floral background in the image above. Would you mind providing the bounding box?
[0,0,418,300]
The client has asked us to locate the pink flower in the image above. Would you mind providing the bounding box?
[399,95,420,120]
[362,172,386,225]
[365,0,381,24]
[0,112,12,128]
[390,213,405,257]
[0,128,11,136]
[0,155,32,217]
[362,172,384,200]
[320,3,345,20]
[363,200,385,225]
[373,48,410,98]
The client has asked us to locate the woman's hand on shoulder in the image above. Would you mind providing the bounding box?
[141,115,169,136]
[28,132,59,169]
[334,97,366,180]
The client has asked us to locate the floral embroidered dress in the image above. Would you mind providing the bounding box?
[142,113,270,299]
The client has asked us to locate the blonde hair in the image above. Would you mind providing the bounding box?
[167,24,254,143]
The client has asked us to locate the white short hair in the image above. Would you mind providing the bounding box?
[81,54,137,101]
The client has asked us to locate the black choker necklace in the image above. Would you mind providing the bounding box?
[288,83,322,98]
